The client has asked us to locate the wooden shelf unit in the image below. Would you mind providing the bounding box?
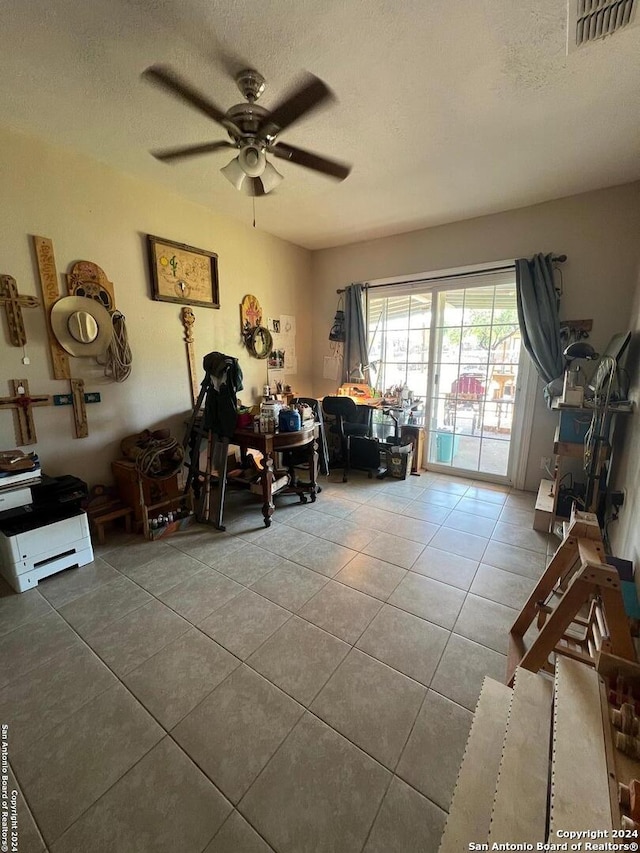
[553,425,587,458]
[534,400,628,533]
[112,459,182,531]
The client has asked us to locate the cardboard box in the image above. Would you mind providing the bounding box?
[385,444,413,479]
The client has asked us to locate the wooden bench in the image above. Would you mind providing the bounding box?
[86,490,134,545]
[92,504,133,544]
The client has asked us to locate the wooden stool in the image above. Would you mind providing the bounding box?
[86,486,135,545]
[91,503,133,544]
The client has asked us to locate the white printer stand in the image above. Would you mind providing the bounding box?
[0,509,93,593]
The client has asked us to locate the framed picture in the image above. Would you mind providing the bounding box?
[147,235,220,308]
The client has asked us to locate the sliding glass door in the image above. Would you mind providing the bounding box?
[367,271,524,482]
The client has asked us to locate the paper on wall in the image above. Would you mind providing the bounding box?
[323,355,342,381]
[280,315,296,336]
[267,367,286,388]
[271,313,297,375]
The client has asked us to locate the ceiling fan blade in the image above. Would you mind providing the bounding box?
[258,73,334,137]
[142,65,239,134]
[151,140,234,162]
[271,142,351,180]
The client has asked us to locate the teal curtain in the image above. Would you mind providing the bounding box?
[343,283,368,384]
[515,254,564,384]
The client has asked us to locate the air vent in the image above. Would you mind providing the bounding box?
[567,0,638,51]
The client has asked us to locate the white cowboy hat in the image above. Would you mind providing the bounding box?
[51,296,113,357]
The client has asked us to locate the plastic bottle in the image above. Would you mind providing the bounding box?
[279,407,302,432]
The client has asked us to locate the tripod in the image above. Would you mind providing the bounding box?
[182,371,230,531]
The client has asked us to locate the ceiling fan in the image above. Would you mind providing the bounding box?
[143,65,352,196]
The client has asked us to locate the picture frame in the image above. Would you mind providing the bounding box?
[147,235,220,308]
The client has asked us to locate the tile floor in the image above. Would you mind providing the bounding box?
[0,470,557,853]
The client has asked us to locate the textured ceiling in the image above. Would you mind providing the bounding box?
[1,0,640,249]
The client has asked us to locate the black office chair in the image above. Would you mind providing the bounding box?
[322,395,375,482]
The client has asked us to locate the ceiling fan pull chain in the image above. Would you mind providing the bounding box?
[252,197,256,228]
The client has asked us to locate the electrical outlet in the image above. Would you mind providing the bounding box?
[541,456,551,471]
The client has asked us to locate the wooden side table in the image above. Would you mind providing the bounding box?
[232,424,319,527]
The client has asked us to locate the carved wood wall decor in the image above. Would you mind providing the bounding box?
[66,260,115,310]
[32,235,71,379]
[0,275,40,346]
[0,379,52,446]
[32,238,113,438]
[181,307,199,407]
[240,294,262,330]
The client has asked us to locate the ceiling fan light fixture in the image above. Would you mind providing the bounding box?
[260,160,284,194]
[221,154,283,195]
[220,156,246,191]
[238,144,266,178]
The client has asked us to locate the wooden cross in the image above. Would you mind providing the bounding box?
[0,275,40,347]
[0,379,52,446]
[181,307,199,407]
[53,379,102,438]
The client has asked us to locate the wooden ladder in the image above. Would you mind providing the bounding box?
[506,507,635,686]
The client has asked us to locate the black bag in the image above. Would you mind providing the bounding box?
[329,293,346,342]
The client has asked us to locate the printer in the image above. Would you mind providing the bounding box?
[0,474,93,593]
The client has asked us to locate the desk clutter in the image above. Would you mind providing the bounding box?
[323,390,424,482]
[177,353,323,533]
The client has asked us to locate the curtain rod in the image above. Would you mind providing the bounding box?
[336,254,567,293]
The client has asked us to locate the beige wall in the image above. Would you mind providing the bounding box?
[0,127,313,486]
[311,182,640,490]
[2,127,638,499]
[610,264,640,569]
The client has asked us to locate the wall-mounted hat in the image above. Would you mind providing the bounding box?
[50,296,113,357]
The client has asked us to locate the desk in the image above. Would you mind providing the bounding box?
[232,424,319,527]
[341,395,414,441]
